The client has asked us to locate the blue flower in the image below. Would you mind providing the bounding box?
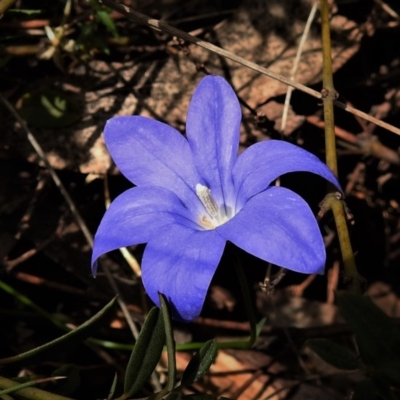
[92,76,341,321]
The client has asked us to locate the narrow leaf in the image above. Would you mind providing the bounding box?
[181,340,217,386]
[0,376,66,396]
[51,365,80,396]
[107,373,118,400]
[97,10,119,37]
[8,9,42,14]
[18,90,82,128]
[148,387,172,400]
[0,297,117,365]
[124,307,166,397]
[306,339,359,370]
[255,317,267,338]
[159,293,177,391]
[87,0,118,37]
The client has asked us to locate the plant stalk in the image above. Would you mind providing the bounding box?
[0,376,73,400]
[320,0,361,292]
[233,251,258,347]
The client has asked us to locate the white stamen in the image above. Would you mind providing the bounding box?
[195,184,219,217]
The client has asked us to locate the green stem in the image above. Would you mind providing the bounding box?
[233,250,257,347]
[0,376,72,400]
[176,252,259,351]
[320,0,338,176]
[331,200,361,290]
[320,0,361,292]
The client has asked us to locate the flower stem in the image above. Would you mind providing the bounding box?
[320,0,362,292]
[175,251,260,351]
[320,1,338,176]
[233,250,258,347]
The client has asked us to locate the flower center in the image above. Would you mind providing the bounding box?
[195,184,230,229]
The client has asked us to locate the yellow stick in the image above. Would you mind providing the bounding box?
[320,0,362,291]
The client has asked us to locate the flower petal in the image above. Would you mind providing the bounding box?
[142,224,226,321]
[233,140,342,210]
[217,187,326,274]
[104,116,203,211]
[186,76,241,209]
[92,187,197,275]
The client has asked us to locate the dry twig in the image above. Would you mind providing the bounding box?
[97,0,400,137]
[0,94,140,342]
[281,1,318,133]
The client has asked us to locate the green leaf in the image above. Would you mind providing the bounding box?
[255,317,267,338]
[124,307,166,397]
[51,365,80,396]
[181,340,217,386]
[0,280,134,351]
[18,89,82,128]
[107,373,118,400]
[87,0,118,38]
[336,293,400,375]
[306,338,359,370]
[8,9,43,14]
[96,10,119,38]
[159,293,176,391]
[0,297,117,365]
